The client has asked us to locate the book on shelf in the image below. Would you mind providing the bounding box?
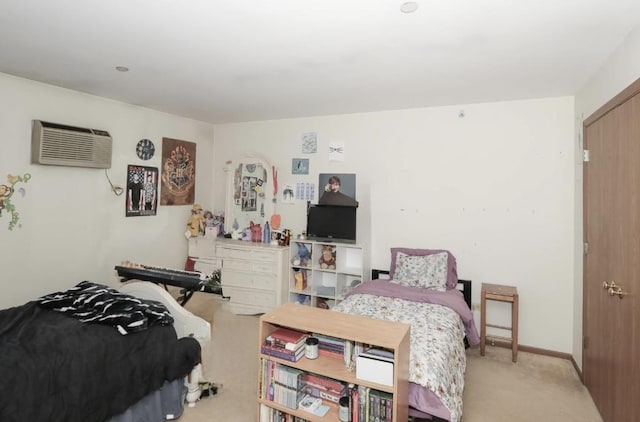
[298,394,322,413]
[350,385,393,422]
[359,347,394,361]
[266,327,309,351]
[259,404,312,422]
[303,373,347,404]
[318,348,343,360]
[313,333,345,347]
[261,344,305,362]
[270,326,309,344]
[271,364,305,410]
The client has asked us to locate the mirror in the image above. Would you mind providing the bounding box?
[224,155,274,235]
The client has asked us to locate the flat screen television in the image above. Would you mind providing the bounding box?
[306,204,357,244]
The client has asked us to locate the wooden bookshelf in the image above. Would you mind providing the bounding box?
[257,303,409,422]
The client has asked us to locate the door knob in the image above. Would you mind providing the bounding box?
[607,286,628,299]
[603,281,617,289]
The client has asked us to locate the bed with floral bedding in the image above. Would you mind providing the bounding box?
[332,248,480,422]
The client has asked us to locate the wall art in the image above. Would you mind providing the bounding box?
[318,173,357,206]
[292,158,309,175]
[126,165,158,217]
[302,132,317,153]
[160,138,196,205]
[0,172,31,230]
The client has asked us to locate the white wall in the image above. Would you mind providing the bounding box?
[572,25,640,369]
[0,70,584,354]
[0,73,215,309]
[213,97,576,353]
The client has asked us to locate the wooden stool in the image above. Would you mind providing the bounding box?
[480,283,519,362]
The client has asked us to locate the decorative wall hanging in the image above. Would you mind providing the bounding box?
[295,182,316,201]
[126,165,158,217]
[136,138,155,160]
[160,138,196,205]
[0,172,31,230]
[292,158,309,175]
[328,142,345,161]
[302,132,317,153]
[281,184,295,204]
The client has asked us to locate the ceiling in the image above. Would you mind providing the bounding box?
[1,0,639,124]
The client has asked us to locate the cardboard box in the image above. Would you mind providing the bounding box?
[355,354,394,386]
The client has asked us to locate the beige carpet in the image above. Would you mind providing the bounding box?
[178,293,602,422]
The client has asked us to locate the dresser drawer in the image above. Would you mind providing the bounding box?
[188,237,217,259]
[222,286,276,308]
[216,245,277,262]
[222,269,276,289]
[223,258,277,275]
[252,250,278,262]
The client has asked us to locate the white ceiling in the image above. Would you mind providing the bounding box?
[1,0,639,124]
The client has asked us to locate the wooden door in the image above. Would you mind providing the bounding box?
[583,88,640,422]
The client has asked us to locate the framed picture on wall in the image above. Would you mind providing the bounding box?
[126,165,158,217]
[292,158,309,175]
[318,173,357,206]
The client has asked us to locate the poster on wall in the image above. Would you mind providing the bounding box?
[126,165,158,217]
[318,173,357,206]
[160,138,196,206]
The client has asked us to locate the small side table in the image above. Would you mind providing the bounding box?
[480,283,519,362]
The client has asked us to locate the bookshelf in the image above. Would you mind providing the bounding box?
[257,303,409,422]
[288,240,366,309]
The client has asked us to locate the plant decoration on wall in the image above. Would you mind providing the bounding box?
[0,172,32,230]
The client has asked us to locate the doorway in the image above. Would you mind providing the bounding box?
[583,79,640,422]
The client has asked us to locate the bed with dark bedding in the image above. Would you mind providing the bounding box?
[332,248,479,422]
[0,280,210,422]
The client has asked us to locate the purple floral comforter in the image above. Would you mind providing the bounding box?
[333,280,479,422]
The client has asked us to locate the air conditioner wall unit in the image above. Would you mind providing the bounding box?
[31,120,112,169]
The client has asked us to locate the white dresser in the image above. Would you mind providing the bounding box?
[215,239,289,315]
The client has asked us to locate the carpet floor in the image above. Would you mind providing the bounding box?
[177,293,602,422]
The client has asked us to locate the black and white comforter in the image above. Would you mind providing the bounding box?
[37,280,173,335]
[0,281,200,422]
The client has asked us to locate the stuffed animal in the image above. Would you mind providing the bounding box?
[278,229,291,247]
[241,228,252,241]
[187,204,205,237]
[319,245,336,270]
[295,242,311,267]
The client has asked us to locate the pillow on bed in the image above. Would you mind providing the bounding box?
[389,247,458,290]
[392,252,448,291]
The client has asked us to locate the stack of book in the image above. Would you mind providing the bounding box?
[312,333,345,360]
[302,373,347,404]
[262,327,309,362]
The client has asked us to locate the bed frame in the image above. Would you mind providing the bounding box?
[118,281,213,410]
[119,280,211,343]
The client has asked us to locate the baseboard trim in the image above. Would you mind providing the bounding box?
[486,341,583,381]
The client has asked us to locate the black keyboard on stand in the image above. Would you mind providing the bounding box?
[115,265,222,306]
